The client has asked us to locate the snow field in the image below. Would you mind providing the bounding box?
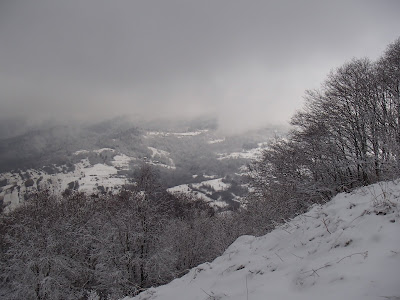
[167,178,231,208]
[0,153,130,210]
[217,148,263,160]
[208,138,225,144]
[147,147,176,169]
[146,130,208,137]
[112,154,132,170]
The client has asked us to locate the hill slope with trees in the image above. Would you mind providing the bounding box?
[247,38,400,233]
[125,180,400,300]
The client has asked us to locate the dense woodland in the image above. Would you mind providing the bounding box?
[0,165,243,300]
[0,39,399,299]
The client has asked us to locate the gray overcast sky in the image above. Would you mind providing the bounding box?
[0,0,399,132]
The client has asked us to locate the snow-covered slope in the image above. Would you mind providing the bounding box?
[124,180,400,300]
[217,142,269,161]
[167,178,232,208]
[0,157,129,211]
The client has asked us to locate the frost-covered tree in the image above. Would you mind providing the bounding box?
[246,38,400,233]
[0,168,243,299]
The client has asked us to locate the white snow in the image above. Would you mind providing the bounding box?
[209,197,229,208]
[147,147,176,169]
[146,130,208,137]
[217,148,263,160]
[77,163,125,193]
[172,130,208,137]
[73,149,90,155]
[217,143,270,161]
[2,189,21,211]
[148,161,176,170]
[0,157,128,211]
[203,174,217,179]
[192,178,231,192]
[167,184,190,194]
[235,165,249,177]
[112,154,132,170]
[148,147,170,158]
[93,148,115,153]
[125,180,400,300]
[208,138,225,144]
[167,178,229,208]
[74,148,115,155]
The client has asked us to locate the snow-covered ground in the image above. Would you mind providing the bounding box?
[192,178,231,192]
[167,178,231,208]
[93,148,115,153]
[148,147,170,158]
[147,147,176,169]
[125,180,400,300]
[218,142,270,161]
[203,174,217,179]
[0,153,129,211]
[208,138,225,144]
[73,150,90,155]
[145,130,208,138]
[148,161,177,170]
[112,154,133,170]
[167,184,227,209]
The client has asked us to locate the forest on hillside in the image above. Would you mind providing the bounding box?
[0,38,399,300]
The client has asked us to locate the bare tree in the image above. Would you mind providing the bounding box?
[246,38,400,235]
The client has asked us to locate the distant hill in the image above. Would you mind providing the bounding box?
[0,117,287,212]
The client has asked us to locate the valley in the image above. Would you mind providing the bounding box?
[0,118,286,212]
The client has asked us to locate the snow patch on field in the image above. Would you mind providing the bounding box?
[148,161,176,170]
[203,174,217,179]
[93,148,115,153]
[208,138,225,144]
[167,184,190,194]
[192,178,230,192]
[0,157,128,211]
[147,147,176,169]
[73,150,90,155]
[146,130,208,137]
[77,162,124,193]
[112,154,132,170]
[167,178,230,208]
[218,143,269,161]
[127,180,400,300]
[218,148,263,160]
[167,184,228,209]
[148,147,170,158]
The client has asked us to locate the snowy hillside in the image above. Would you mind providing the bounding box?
[167,178,238,209]
[0,121,285,212]
[0,155,129,211]
[124,180,400,300]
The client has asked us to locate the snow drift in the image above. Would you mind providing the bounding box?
[123,180,400,300]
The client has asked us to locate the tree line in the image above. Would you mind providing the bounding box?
[247,38,400,230]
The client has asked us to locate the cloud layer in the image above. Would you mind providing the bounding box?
[1,0,399,131]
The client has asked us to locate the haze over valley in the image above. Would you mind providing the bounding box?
[0,117,286,212]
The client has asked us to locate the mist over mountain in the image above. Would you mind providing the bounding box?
[0,115,286,212]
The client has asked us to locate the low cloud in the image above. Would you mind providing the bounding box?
[0,0,399,133]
